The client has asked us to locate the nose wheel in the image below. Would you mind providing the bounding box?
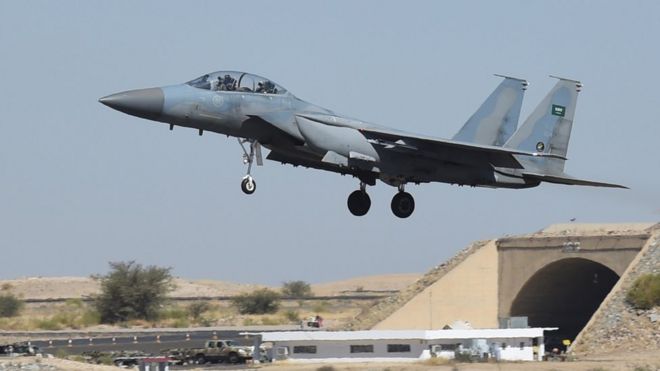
[241,176,256,195]
[347,182,371,216]
[391,185,415,218]
[238,138,262,195]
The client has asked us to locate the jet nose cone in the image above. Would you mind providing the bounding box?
[99,87,164,120]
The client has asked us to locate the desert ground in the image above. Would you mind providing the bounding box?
[0,273,422,300]
[2,351,659,371]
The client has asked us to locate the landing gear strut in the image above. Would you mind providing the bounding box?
[391,184,415,218]
[347,182,371,216]
[238,138,262,195]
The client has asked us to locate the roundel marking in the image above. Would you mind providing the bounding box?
[536,141,545,152]
[212,95,224,107]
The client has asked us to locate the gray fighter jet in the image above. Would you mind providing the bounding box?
[99,71,625,218]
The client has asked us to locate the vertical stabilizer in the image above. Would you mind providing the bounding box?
[453,75,527,146]
[505,76,582,174]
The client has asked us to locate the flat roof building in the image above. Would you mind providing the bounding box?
[256,328,556,363]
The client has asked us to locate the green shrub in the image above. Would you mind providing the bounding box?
[187,301,210,321]
[261,316,285,325]
[80,309,101,327]
[282,280,313,298]
[160,307,187,320]
[198,316,215,327]
[171,318,190,328]
[283,309,300,322]
[626,273,660,310]
[0,294,23,317]
[93,261,175,323]
[65,298,84,308]
[36,318,63,330]
[232,289,280,314]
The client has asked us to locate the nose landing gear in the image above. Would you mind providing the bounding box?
[347,182,371,216]
[238,138,262,195]
[391,184,415,218]
[241,175,256,194]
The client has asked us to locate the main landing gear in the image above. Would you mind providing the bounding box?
[238,138,262,195]
[347,183,415,218]
[347,182,371,216]
[390,184,415,219]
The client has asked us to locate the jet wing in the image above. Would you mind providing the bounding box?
[522,172,628,189]
[359,127,564,169]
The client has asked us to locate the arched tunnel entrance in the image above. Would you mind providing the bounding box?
[510,258,619,347]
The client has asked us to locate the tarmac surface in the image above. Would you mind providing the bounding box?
[29,330,250,355]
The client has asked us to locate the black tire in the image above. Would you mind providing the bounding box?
[195,354,206,365]
[228,352,240,364]
[241,177,256,194]
[391,191,415,218]
[347,190,371,216]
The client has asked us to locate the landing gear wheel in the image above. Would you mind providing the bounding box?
[241,176,256,194]
[391,191,415,218]
[347,190,371,216]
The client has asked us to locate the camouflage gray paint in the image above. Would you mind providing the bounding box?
[100,72,625,218]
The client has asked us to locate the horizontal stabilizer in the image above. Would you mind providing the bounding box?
[523,172,628,189]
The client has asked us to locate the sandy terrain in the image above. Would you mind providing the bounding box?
[311,273,421,296]
[2,354,658,371]
[0,356,117,371]
[0,274,421,300]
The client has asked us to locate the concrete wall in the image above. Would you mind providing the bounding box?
[497,235,645,318]
[373,241,499,329]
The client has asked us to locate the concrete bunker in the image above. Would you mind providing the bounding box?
[510,257,619,343]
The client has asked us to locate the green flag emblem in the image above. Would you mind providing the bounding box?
[552,104,566,117]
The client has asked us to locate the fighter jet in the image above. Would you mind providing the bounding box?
[99,71,625,218]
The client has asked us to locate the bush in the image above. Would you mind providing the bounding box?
[232,288,281,314]
[282,280,313,298]
[311,301,330,313]
[283,309,300,322]
[626,273,660,310]
[160,307,187,321]
[0,294,23,317]
[93,261,175,323]
[187,301,210,321]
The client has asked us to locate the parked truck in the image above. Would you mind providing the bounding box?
[165,340,254,364]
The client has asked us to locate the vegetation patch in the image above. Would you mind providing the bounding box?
[626,273,660,310]
[232,288,281,314]
[0,293,23,317]
[93,261,175,323]
[282,280,314,298]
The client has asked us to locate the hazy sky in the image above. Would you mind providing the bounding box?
[1,1,658,285]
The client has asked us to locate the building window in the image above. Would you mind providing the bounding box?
[387,344,411,353]
[436,344,458,351]
[350,345,374,353]
[519,342,525,350]
[501,342,507,349]
[293,345,317,354]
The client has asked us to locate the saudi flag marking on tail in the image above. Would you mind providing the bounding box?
[552,104,566,117]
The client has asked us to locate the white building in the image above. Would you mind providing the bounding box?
[258,328,556,363]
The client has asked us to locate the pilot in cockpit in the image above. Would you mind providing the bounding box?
[221,74,236,91]
[256,80,277,94]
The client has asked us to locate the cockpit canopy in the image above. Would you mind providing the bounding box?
[187,71,288,95]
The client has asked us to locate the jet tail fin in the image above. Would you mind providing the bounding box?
[505,76,583,174]
[452,75,527,146]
